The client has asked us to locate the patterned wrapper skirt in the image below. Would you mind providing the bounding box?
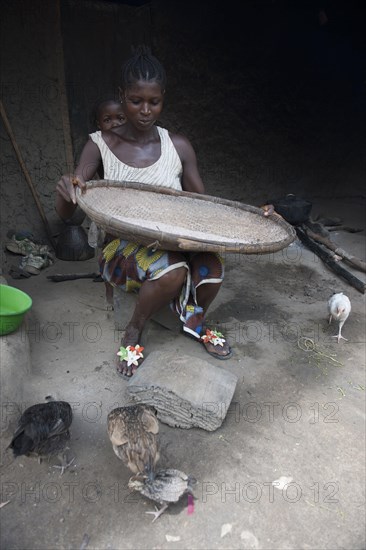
[99,238,224,339]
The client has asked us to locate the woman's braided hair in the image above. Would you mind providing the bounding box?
[121,45,166,90]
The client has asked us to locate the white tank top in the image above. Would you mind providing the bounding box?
[89,126,183,190]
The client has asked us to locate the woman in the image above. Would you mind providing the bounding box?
[56,47,234,378]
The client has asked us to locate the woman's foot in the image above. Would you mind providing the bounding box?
[201,328,233,360]
[116,326,144,379]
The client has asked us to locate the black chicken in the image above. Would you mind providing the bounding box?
[107,405,159,478]
[128,468,197,522]
[8,400,74,474]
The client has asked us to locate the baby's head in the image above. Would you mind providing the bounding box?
[94,99,125,131]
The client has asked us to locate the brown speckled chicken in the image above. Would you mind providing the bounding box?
[8,400,73,474]
[107,405,159,478]
[128,468,197,522]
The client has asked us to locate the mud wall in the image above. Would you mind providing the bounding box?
[1,0,365,260]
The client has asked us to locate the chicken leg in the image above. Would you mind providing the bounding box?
[52,452,75,476]
[332,320,348,344]
[145,503,169,523]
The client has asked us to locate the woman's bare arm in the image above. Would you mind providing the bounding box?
[55,139,101,220]
[170,133,205,194]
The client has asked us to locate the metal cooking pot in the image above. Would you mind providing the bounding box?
[272,194,312,225]
[55,225,95,261]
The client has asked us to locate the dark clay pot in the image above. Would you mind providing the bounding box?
[272,194,312,225]
[56,225,95,261]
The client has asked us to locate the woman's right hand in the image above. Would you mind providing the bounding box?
[56,174,86,205]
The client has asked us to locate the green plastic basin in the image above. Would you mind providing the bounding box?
[0,284,32,335]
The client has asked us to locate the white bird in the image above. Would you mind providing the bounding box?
[327,292,351,343]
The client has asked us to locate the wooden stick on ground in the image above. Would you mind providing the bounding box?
[327,226,363,233]
[305,228,366,274]
[296,226,366,294]
[47,273,100,282]
[0,100,56,250]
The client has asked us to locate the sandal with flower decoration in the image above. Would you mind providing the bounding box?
[116,344,145,379]
[201,328,233,360]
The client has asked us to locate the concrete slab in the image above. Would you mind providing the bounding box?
[1,270,32,438]
[0,198,365,550]
[0,320,31,436]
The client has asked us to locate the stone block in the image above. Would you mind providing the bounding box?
[113,287,181,332]
[127,350,238,431]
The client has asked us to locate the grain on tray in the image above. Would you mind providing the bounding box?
[76,182,295,252]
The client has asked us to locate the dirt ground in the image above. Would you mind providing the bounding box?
[0,197,365,550]
[1,1,365,548]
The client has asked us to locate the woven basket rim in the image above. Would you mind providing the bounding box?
[76,180,296,254]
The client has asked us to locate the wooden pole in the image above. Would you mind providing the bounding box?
[55,0,74,173]
[0,100,56,249]
[306,228,366,274]
[296,226,365,294]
